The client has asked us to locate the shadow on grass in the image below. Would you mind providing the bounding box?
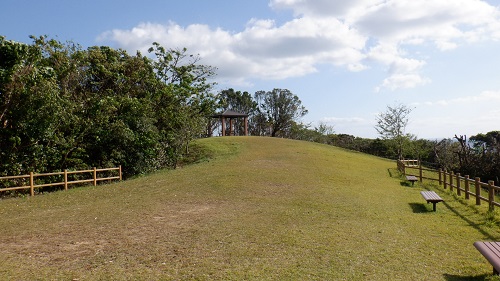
[387,168,415,187]
[443,273,490,281]
[441,199,499,241]
[409,202,429,213]
[400,181,413,187]
[387,168,397,178]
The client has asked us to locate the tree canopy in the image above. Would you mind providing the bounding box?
[0,36,216,178]
[254,88,308,137]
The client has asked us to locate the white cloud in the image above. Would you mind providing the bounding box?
[270,0,500,91]
[99,17,367,83]
[368,43,430,91]
[377,74,431,92]
[99,0,500,90]
[414,90,500,106]
[408,90,500,138]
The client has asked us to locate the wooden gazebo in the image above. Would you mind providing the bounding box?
[211,110,249,136]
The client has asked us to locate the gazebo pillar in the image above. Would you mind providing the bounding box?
[221,117,226,136]
[244,117,248,136]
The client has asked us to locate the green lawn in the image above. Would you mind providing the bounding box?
[0,136,499,280]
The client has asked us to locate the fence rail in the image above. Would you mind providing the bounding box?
[0,166,122,196]
[397,160,499,211]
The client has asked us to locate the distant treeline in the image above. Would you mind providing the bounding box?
[300,131,500,183]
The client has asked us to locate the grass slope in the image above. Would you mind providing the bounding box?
[0,136,499,280]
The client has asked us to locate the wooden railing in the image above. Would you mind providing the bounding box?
[398,160,500,211]
[400,159,420,167]
[0,166,122,196]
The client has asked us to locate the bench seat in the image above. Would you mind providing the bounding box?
[474,241,500,275]
[406,175,418,186]
[420,191,443,212]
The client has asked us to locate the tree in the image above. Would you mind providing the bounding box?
[148,43,217,167]
[469,131,500,182]
[288,122,335,144]
[375,103,413,159]
[0,36,219,180]
[0,36,68,175]
[254,88,308,137]
[218,88,256,114]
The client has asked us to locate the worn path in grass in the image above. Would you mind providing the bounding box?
[1,137,499,280]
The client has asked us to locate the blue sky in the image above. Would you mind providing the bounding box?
[2,0,500,139]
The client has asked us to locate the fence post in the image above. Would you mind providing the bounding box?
[456,173,461,196]
[93,167,97,186]
[419,163,423,182]
[465,175,470,200]
[119,165,122,181]
[439,169,442,186]
[64,169,68,191]
[30,172,34,196]
[398,160,406,175]
[444,170,448,189]
[449,171,454,192]
[488,180,495,211]
[476,177,481,205]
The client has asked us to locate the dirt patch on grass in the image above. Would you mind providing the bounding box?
[0,200,222,276]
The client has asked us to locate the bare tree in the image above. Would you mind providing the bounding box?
[375,103,413,159]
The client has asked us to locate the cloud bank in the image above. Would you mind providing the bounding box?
[99,0,500,91]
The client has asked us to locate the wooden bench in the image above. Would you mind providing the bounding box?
[420,191,443,212]
[474,241,500,275]
[406,175,418,186]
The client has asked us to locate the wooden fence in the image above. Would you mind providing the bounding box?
[0,166,122,196]
[397,160,500,211]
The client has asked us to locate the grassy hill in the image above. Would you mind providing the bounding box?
[0,136,499,280]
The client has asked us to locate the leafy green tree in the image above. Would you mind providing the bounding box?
[0,35,219,180]
[284,121,312,141]
[254,88,308,137]
[470,131,500,154]
[65,45,162,176]
[218,88,256,113]
[283,122,335,143]
[249,110,268,136]
[469,131,500,182]
[0,36,68,175]
[148,43,217,167]
[313,122,335,144]
[366,138,391,157]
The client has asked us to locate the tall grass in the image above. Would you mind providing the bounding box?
[0,136,499,280]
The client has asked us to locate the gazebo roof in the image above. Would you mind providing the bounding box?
[212,109,248,118]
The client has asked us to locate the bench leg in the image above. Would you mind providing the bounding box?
[494,267,499,275]
[432,202,437,212]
